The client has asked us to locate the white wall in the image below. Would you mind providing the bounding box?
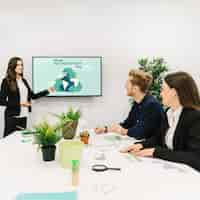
[0,0,200,129]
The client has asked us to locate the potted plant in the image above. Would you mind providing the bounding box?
[53,108,81,139]
[80,130,90,144]
[138,57,169,102]
[34,121,62,161]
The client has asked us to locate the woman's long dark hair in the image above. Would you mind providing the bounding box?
[6,57,23,91]
[164,71,200,110]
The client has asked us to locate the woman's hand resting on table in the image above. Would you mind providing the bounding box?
[120,143,143,153]
[120,143,155,157]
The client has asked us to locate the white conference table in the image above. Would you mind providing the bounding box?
[0,131,200,200]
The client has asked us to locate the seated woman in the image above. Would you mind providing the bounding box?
[95,69,164,140]
[121,71,200,171]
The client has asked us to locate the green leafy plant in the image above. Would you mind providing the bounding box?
[34,121,62,148]
[52,108,81,129]
[51,108,81,139]
[138,57,169,102]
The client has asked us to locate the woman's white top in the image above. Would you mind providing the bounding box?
[16,78,29,118]
[165,106,183,150]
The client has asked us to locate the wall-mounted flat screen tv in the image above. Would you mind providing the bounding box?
[32,56,102,97]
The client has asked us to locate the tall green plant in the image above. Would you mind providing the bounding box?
[138,57,169,102]
[34,121,62,148]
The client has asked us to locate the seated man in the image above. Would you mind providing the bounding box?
[95,69,164,140]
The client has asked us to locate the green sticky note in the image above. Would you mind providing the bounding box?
[21,139,32,143]
[72,160,79,171]
[16,192,77,200]
[21,129,37,135]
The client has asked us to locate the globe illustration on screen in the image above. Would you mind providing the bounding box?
[54,67,82,92]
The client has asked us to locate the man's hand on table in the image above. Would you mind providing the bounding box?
[110,124,128,136]
[94,124,128,135]
[94,127,106,134]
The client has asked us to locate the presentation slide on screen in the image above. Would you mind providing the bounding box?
[32,57,102,96]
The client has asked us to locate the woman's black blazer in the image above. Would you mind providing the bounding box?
[141,107,200,171]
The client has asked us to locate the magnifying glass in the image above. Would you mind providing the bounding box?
[92,164,121,172]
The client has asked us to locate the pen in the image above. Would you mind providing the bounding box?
[127,150,142,162]
[16,125,25,130]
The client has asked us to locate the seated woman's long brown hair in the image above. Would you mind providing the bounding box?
[164,71,200,110]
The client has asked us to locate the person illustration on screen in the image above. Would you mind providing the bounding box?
[0,57,55,137]
[54,67,82,92]
[94,69,164,140]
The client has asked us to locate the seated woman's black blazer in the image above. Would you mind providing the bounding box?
[140,107,200,171]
